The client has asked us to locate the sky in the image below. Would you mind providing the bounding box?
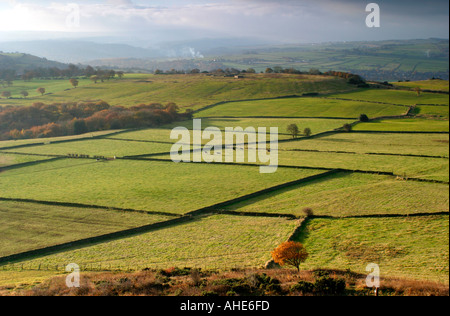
[0,0,448,46]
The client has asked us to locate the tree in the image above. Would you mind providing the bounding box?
[37,87,46,96]
[287,124,300,139]
[69,78,79,88]
[90,75,99,84]
[414,87,422,96]
[72,119,88,135]
[343,123,353,132]
[1,91,11,99]
[304,127,312,137]
[20,91,29,98]
[272,241,308,272]
[359,114,369,122]
[265,68,274,74]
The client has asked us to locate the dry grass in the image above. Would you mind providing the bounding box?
[3,268,448,297]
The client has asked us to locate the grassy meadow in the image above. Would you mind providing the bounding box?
[0,153,51,168]
[223,172,449,217]
[0,73,354,111]
[0,200,172,258]
[279,132,449,157]
[296,215,449,283]
[353,118,449,132]
[0,73,448,292]
[325,89,449,106]
[196,96,409,118]
[15,215,299,271]
[391,80,449,92]
[0,158,321,214]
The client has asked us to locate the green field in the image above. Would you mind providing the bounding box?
[325,89,449,106]
[224,172,449,217]
[413,105,449,118]
[150,141,449,182]
[279,132,449,157]
[277,150,449,182]
[0,75,448,291]
[0,200,172,258]
[392,80,449,92]
[0,130,122,150]
[14,215,299,271]
[196,97,408,118]
[1,138,174,158]
[0,158,321,214]
[213,40,449,80]
[296,216,449,283]
[0,153,50,168]
[353,118,449,132]
[0,73,353,111]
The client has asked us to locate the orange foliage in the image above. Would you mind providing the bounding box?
[271,241,308,272]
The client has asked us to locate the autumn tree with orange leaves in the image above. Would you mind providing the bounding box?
[272,241,308,272]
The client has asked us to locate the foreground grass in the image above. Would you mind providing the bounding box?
[14,215,299,271]
[2,268,448,296]
[0,200,172,258]
[296,215,449,283]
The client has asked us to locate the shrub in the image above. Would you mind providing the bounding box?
[312,269,331,278]
[291,281,315,294]
[359,114,370,122]
[303,128,312,137]
[190,269,203,287]
[201,291,219,297]
[302,207,314,217]
[343,123,353,132]
[314,277,347,296]
[247,273,282,294]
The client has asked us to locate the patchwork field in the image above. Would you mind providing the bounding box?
[392,80,449,92]
[353,118,449,132]
[325,89,449,106]
[0,73,353,110]
[0,158,320,214]
[196,96,409,118]
[296,215,449,282]
[223,172,449,217]
[0,200,172,258]
[0,74,448,291]
[14,215,299,271]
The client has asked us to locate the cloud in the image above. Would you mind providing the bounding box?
[0,0,448,43]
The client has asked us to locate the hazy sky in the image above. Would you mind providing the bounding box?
[0,0,448,45]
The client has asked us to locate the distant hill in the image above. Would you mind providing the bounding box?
[0,38,273,64]
[89,38,450,81]
[0,52,68,73]
[0,41,159,64]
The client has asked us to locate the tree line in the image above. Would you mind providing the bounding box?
[0,101,191,140]
[1,64,124,83]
